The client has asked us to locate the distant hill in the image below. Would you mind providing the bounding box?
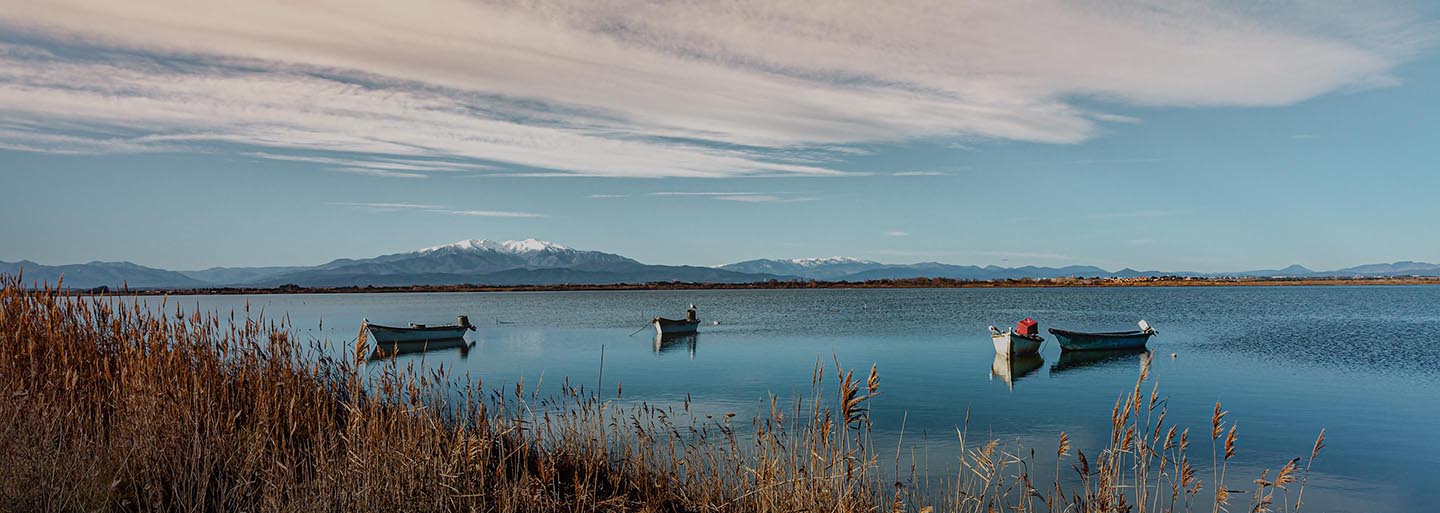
[4,239,1436,288]
[256,239,648,286]
[839,263,1116,281]
[1324,261,1440,277]
[241,239,787,286]
[0,260,209,289]
[718,257,886,280]
[1225,264,1316,278]
[1205,262,1440,278]
[722,258,1120,281]
[179,266,309,284]
[251,266,784,287]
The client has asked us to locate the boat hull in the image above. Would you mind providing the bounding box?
[991,332,1044,357]
[653,318,700,335]
[366,324,471,344]
[1049,328,1152,351]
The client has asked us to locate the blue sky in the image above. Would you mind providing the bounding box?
[1,1,1437,272]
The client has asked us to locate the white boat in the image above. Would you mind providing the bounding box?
[989,326,1044,357]
[653,304,701,335]
[652,317,700,335]
[364,315,475,345]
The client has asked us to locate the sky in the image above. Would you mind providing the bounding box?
[1,0,1438,273]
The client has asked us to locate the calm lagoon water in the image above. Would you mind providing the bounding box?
[156,286,1440,512]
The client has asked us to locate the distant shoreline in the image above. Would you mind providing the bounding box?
[56,275,1440,295]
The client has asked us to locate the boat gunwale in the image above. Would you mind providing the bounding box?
[365,322,474,333]
[1047,327,1150,338]
[993,332,1045,343]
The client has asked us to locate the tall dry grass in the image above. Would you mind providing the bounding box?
[0,276,1326,512]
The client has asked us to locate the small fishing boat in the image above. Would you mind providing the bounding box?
[989,318,1044,357]
[652,304,701,335]
[364,315,476,345]
[1049,320,1156,351]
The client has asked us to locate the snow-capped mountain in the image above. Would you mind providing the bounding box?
[287,238,642,279]
[790,257,878,267]
[419,238,571,254]
[718,257,885,280]
[237,237,775,287]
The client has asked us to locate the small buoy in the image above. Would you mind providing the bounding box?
[1170,353,1177,359]
[712,320,720,325]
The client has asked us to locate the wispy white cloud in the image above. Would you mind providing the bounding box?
[893,171,947,177]
[0,0,1429,179]
[713,194,784,203]
[249,152,494,177]
[328,202,445,211]
[0,45,846,179]
[885,230,910,237]
[331,167,428,179]
[1088,112,1143,124]
[715,194,819,203]
[430,209,547,218]
[329,201,543,218]
[649,191,815,203]
[586,194,631,199]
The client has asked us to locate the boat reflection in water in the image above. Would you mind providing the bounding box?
[368,337,474,361]
[1049,348,1149,375]
[653,332,698,359]
[990,353,1044,390]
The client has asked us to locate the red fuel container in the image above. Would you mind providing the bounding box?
[1015,318,1038,336]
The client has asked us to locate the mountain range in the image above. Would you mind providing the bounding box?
[3,239,1438,289]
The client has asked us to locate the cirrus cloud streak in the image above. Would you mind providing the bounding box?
[0,0,1430,178]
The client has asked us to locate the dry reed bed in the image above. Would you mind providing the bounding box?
[0,276,1324,512]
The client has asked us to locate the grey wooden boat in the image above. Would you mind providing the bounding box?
[652,304,701,335]
[364,315,476,345]
[1049,320,1156,351]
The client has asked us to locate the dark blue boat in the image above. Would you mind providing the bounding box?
[1049,320,1156,351]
